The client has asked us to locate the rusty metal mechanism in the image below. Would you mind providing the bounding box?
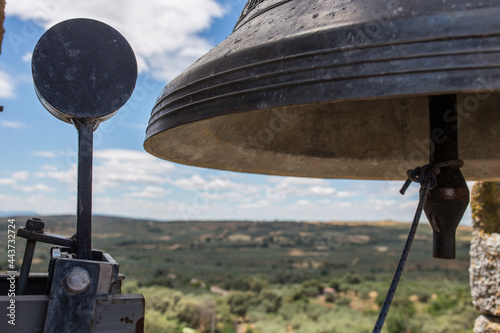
[0,19,143,332]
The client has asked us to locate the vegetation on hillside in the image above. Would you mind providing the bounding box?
[0,216,476,332]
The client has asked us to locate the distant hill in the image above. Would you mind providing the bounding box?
[0,211,38,218]
[1,215,472,285]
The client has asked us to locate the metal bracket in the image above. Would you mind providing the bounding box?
[44,255,118,333]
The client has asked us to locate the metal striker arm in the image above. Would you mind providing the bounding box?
[29,17,137,262]
[73,119,97,260]
[3,18,144,332]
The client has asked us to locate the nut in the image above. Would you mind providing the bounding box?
[26,217,45,233]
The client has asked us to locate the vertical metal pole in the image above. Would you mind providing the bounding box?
[426,94,469,259]
[428,94,458,164]
[17,217,45,295]
[73,119,95,260]
[17,240,36,295]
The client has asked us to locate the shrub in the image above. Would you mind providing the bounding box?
[335,296,351,307]
[227,291,254,317]
[386,310,408,333]
[325,293,336,303]
[258,289,283,313]
[427,293,459,316]
[246,275,268,293]
[342,273,362,285]
[328,278,342,291]
[145,309,180,333]
[301,279,323,297]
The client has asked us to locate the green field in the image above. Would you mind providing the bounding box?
[1,216,477,332]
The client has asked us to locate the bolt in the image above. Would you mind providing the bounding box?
[64,267,90,294]
[26,217,45,233]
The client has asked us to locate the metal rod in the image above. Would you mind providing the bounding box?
[17,240,37,295]
[74,120,95,260]
[428,94,458,163]
[426,94,469,259]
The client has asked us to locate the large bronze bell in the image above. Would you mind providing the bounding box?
[144,1,500,258]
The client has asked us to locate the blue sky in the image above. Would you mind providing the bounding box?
[0,0,472,224]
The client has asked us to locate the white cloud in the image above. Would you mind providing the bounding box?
[0,178,16,186]
[0,193,73,216]
[0,171,30,186]
[266,176,339,198]
[36,148,175,193]
[38,166,76,184]
[93,149,175,191]
[93,196,181,220]
[0,70,16,98]
[173,174,208,190]
[130,186,171,198]
[33,151,57,158]
[16,183,55,193]
[0,120,25,129]
[22,52,32,62]
[6,0,226,81]
[172,174,235,192]
[308,186,336,195]
[296,199,311,206]
[13,171,29,180]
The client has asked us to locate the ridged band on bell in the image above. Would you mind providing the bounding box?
[145,0,500,180]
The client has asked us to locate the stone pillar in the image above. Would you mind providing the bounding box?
[470,182,500,332]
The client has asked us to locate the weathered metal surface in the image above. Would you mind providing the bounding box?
[91,294,145,333]
[423,95,469,259]
[0,273,49,295]
[18,218,46,295]
[0,294,144,332]
[45,259,101,332]
[17,227,75,249]
[0,272,123,297]
[18,240,37,295]
[44,255,121,332]
[74,119,95,260]
[145,0,500,180]
[0,295,49,332]
[32,18,137,125]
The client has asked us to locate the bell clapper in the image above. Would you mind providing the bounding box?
[373,94,470,332]
[425,95,470,259]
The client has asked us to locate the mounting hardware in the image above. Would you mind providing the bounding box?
[64,267,91,295]
[26,217,45,233]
